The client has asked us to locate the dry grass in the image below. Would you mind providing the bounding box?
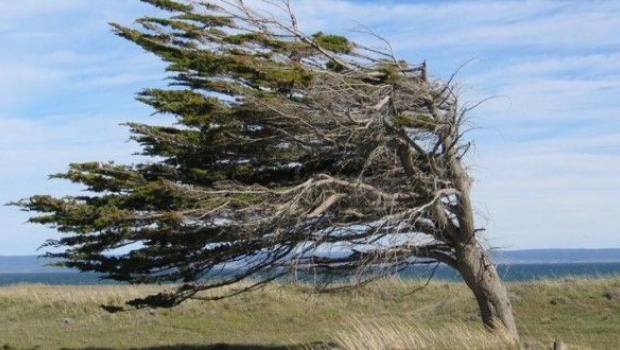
[0,277,617,349]
[0,283,164,304]
[334,317,518,350]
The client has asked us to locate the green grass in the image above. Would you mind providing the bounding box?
[0,277,618,349]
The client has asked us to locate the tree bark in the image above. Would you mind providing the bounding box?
[444,150,519,341]
[455,242,519,342]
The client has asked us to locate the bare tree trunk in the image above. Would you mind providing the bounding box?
[455,243,519,341]
[442,151,519,341]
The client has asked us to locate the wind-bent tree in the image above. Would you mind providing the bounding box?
[15,0,518,340]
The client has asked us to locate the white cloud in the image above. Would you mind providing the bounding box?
[467,104,620,250]
[0,0,88,19]
[0,1,169,254]
[288,1,620,52]
[0,112,146,190]
[472,124,620,249]
[0,0,166,115]
[497,53,620,78]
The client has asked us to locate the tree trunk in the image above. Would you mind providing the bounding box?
[455,242,520,342]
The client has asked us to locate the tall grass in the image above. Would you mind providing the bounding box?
[0,283,163,304]
[334,316,518,350]
[0,278,617,348]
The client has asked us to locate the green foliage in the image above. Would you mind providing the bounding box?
[175,12,234,26]
[313,32,353,53]
[223,33,267,45]
[393,114,436,130]
[136,89,226,126]
[326,60,347,72]
[141,0,193,12]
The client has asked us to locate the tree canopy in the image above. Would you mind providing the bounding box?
[14,0,518,340]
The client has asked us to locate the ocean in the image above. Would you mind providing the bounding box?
[1,262,619,286]
[401,262,620,281]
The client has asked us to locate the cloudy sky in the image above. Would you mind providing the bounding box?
[1,0,619,255]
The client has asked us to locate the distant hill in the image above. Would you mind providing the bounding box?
[1,249,620,273]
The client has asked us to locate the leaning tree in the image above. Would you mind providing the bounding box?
[15,0,518,340]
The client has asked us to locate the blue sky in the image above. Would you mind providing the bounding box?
[1,0,619,255]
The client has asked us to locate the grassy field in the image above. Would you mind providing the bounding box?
[0,277,619,349]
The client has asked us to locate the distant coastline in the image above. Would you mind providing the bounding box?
[2,248,620,274]
[1,249,620,285]
[491,248,620,264]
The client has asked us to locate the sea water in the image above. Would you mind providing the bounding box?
[1,262,619,286]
